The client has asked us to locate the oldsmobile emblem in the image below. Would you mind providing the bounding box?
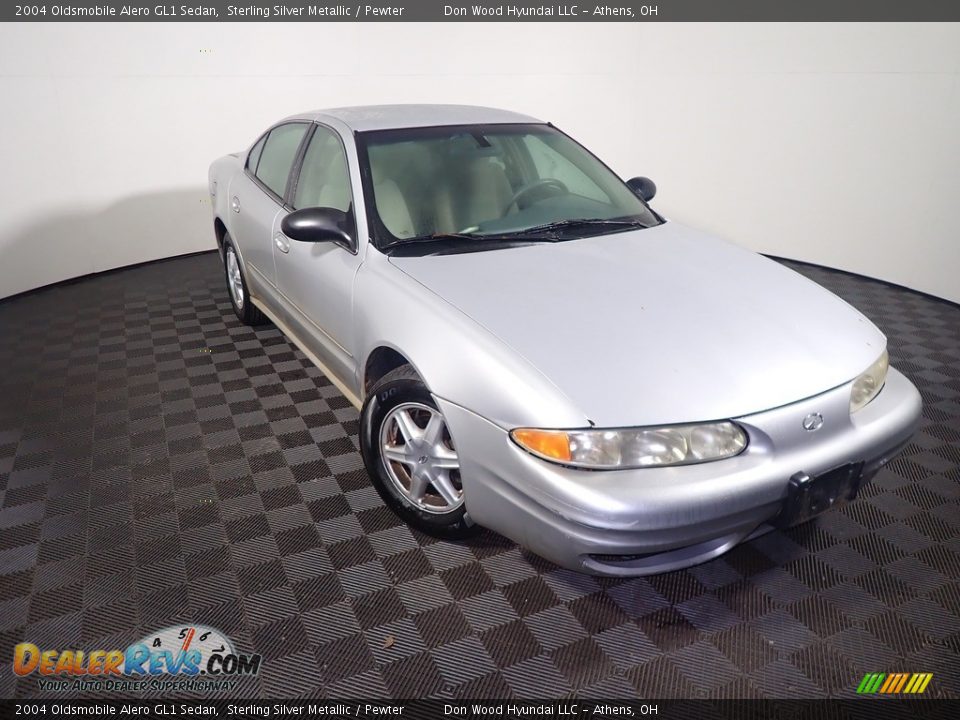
[803,413,824,432]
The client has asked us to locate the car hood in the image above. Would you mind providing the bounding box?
[389,222,886,427]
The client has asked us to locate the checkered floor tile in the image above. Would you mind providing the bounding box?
[0,252,957,699]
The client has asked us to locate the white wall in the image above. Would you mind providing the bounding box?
[1,23,958,302]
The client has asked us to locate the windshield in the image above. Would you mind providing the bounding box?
[357,124,661,251]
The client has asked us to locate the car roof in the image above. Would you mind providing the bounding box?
[285,104,544,132]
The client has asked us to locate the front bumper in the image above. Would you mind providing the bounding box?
[436,367,922,576]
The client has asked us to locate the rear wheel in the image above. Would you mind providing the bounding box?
[360,365,479,539]
[223,234,266,326]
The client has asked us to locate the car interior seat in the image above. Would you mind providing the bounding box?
[295,135,352,213]
[313,160,351,211]
[374,177,416,239]
[450,156,513,231]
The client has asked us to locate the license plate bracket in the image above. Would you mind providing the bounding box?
[774,463,864,528]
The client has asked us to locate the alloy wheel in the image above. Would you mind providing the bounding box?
[379,402,463,513]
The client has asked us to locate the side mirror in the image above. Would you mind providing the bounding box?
[627,176,657,202]
[281,207,353,246]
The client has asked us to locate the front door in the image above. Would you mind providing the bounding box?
[273,124,362,391]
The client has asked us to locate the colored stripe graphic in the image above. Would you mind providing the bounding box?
[905,673,933,694]
[856,672,932,694]
[879,673,897,693]
[892,673,909,693]
[857,673,883,693]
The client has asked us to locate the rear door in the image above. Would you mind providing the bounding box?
[229,122,309,292]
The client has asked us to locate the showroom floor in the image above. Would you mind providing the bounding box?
[0,252,957,700]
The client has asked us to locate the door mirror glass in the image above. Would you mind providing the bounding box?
[627,176,657,202]
[281,207,353,246]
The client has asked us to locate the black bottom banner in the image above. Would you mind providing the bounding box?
[1,699,957,720]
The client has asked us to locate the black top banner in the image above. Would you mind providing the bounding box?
[5,0,960,22]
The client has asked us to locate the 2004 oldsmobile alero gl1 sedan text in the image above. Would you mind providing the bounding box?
[208,105,922,576]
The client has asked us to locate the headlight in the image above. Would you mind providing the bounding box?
[850,349,888,413]
[510,421,747,470]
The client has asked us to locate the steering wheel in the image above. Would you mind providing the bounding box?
[505,178,569,214]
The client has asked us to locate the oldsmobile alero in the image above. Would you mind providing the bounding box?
[208,104,921,575]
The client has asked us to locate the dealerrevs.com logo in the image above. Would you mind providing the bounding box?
[13,625,261,693]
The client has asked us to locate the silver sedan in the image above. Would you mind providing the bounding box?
[209,104,921,575]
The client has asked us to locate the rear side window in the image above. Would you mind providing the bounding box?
[255,123,308,198]
[246,134,267,173]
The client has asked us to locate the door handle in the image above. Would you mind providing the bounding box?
[274,233,290,254]
[231,196,240,213]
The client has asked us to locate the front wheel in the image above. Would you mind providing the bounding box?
[360,365,479,539]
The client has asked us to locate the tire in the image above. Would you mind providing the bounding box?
[360,364,479,539]
[223,234,267,326]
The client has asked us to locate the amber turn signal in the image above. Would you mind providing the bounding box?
[510,429,572,462]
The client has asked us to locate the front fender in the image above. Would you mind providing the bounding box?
[354,251,589,430]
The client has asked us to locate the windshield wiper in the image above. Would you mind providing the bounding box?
[381,233,481,251]
[507,217,651,237]
[381,217,650,254]
[381,232,560,254]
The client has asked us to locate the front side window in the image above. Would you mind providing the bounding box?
[255,122,308,198]
[292,125,353,213]
[358,124,659,251]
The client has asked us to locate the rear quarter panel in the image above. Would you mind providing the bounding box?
[208,153,243,254]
